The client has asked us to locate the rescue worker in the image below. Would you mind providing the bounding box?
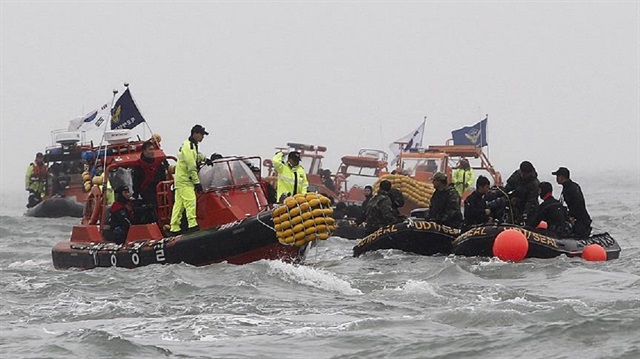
[272,151,308,203]
[321,169,336,192]
[170,125,207,234]
[426,172,463,228]
[504,161,540,225]
[527,181,568,236]
[132,141,168,223]
[25,152,48,208]
[452,158,474,196]
[388,186,406,221]
[356,185,373,225]
[552,167,592,237]
[364,180,397,235]
[107,185,134,244]
[463,175,492,227]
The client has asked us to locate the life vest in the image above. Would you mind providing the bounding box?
[137,157,164,191]
[31,163,48,181]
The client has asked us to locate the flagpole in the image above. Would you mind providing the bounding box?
[422,115,427,147]
[96,88,119,234]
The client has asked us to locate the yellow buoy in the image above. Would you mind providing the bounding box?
[291,216,303,225]
[299,202,310,211]
[302,219,316,228]
[279,220,292,229]
[289,207,301,217]
[301,211,313,220]
[292,223,305,233]
[304,226,317,235]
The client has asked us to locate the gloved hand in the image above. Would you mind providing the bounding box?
[194,183,203,193]
[204,158,213,166]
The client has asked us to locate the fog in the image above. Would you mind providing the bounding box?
[1,2,638,195]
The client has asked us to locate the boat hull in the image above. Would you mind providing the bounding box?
[25,197,83,218]
[353,219,459,257]
[52,211,305,269]
[451,224,621,260]
[333,219,367,240]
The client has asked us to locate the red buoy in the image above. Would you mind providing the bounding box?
[493,229,529,262]
[582,244,607,261]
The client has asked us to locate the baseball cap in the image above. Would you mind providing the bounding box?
[288,151,301,162]
[551,167,570,178]
[433,172,447,182]
[191,125,209,136]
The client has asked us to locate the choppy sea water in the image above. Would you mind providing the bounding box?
[1,178,639,359]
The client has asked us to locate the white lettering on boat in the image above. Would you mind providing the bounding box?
[131,253,140,265]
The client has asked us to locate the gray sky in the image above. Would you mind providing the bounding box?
[1,1,638,193]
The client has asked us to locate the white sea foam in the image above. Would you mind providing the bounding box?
[268,260,362,295]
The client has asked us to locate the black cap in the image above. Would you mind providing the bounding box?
[552,167,570,178]
[288,151,301,162]
[539,181,553,195]
[36,152,44,158]
[519,161,535,174]
[191,124,209,136]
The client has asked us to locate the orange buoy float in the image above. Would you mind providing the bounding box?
[493,229,528,262]
[582,244,607,261]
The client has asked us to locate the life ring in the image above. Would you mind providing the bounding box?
[82,185,102,225]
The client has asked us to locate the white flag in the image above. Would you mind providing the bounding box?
[68,101,111,132]
[388,121,425,165]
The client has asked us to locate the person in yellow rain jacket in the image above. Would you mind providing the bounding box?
[25,152,48,208]
[170,125,208,234]
[272,151,308,203]
[452,158,474,197]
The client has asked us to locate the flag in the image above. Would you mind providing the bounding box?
[110,88,146,130]
[389,121,425,165]
[67,101,111,132]
[451,118,488,147]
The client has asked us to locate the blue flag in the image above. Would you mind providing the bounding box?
[111,88,146,130]
[451,118,488,147]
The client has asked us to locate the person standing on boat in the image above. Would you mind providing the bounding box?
[504,161,540,225]
[132,141,168,222]
[356,185,374,225]
[25,152,48,208]
[272,151,308,203]
[552,167,592,237]
[321,169,336,193]
[527,181,568,236]
[426,172,463,228]
[364,180,397,235]
[463,175,492,228]
[170,125,208,234]
[107,185,134,244]
[452,158,474,197]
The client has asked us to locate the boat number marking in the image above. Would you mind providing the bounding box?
[131,253,140,265]
[155,249,165,262]
[413,221,460,235]
[110,254,117,266]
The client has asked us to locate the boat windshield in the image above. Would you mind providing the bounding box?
[399,158,441,176]
[108,167,133,191]
[199,158,259,189]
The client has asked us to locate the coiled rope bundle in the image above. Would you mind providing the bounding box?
[272,193,336,247]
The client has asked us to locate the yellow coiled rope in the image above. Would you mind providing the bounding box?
[374,174,435,207]
[272,193,336,247]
